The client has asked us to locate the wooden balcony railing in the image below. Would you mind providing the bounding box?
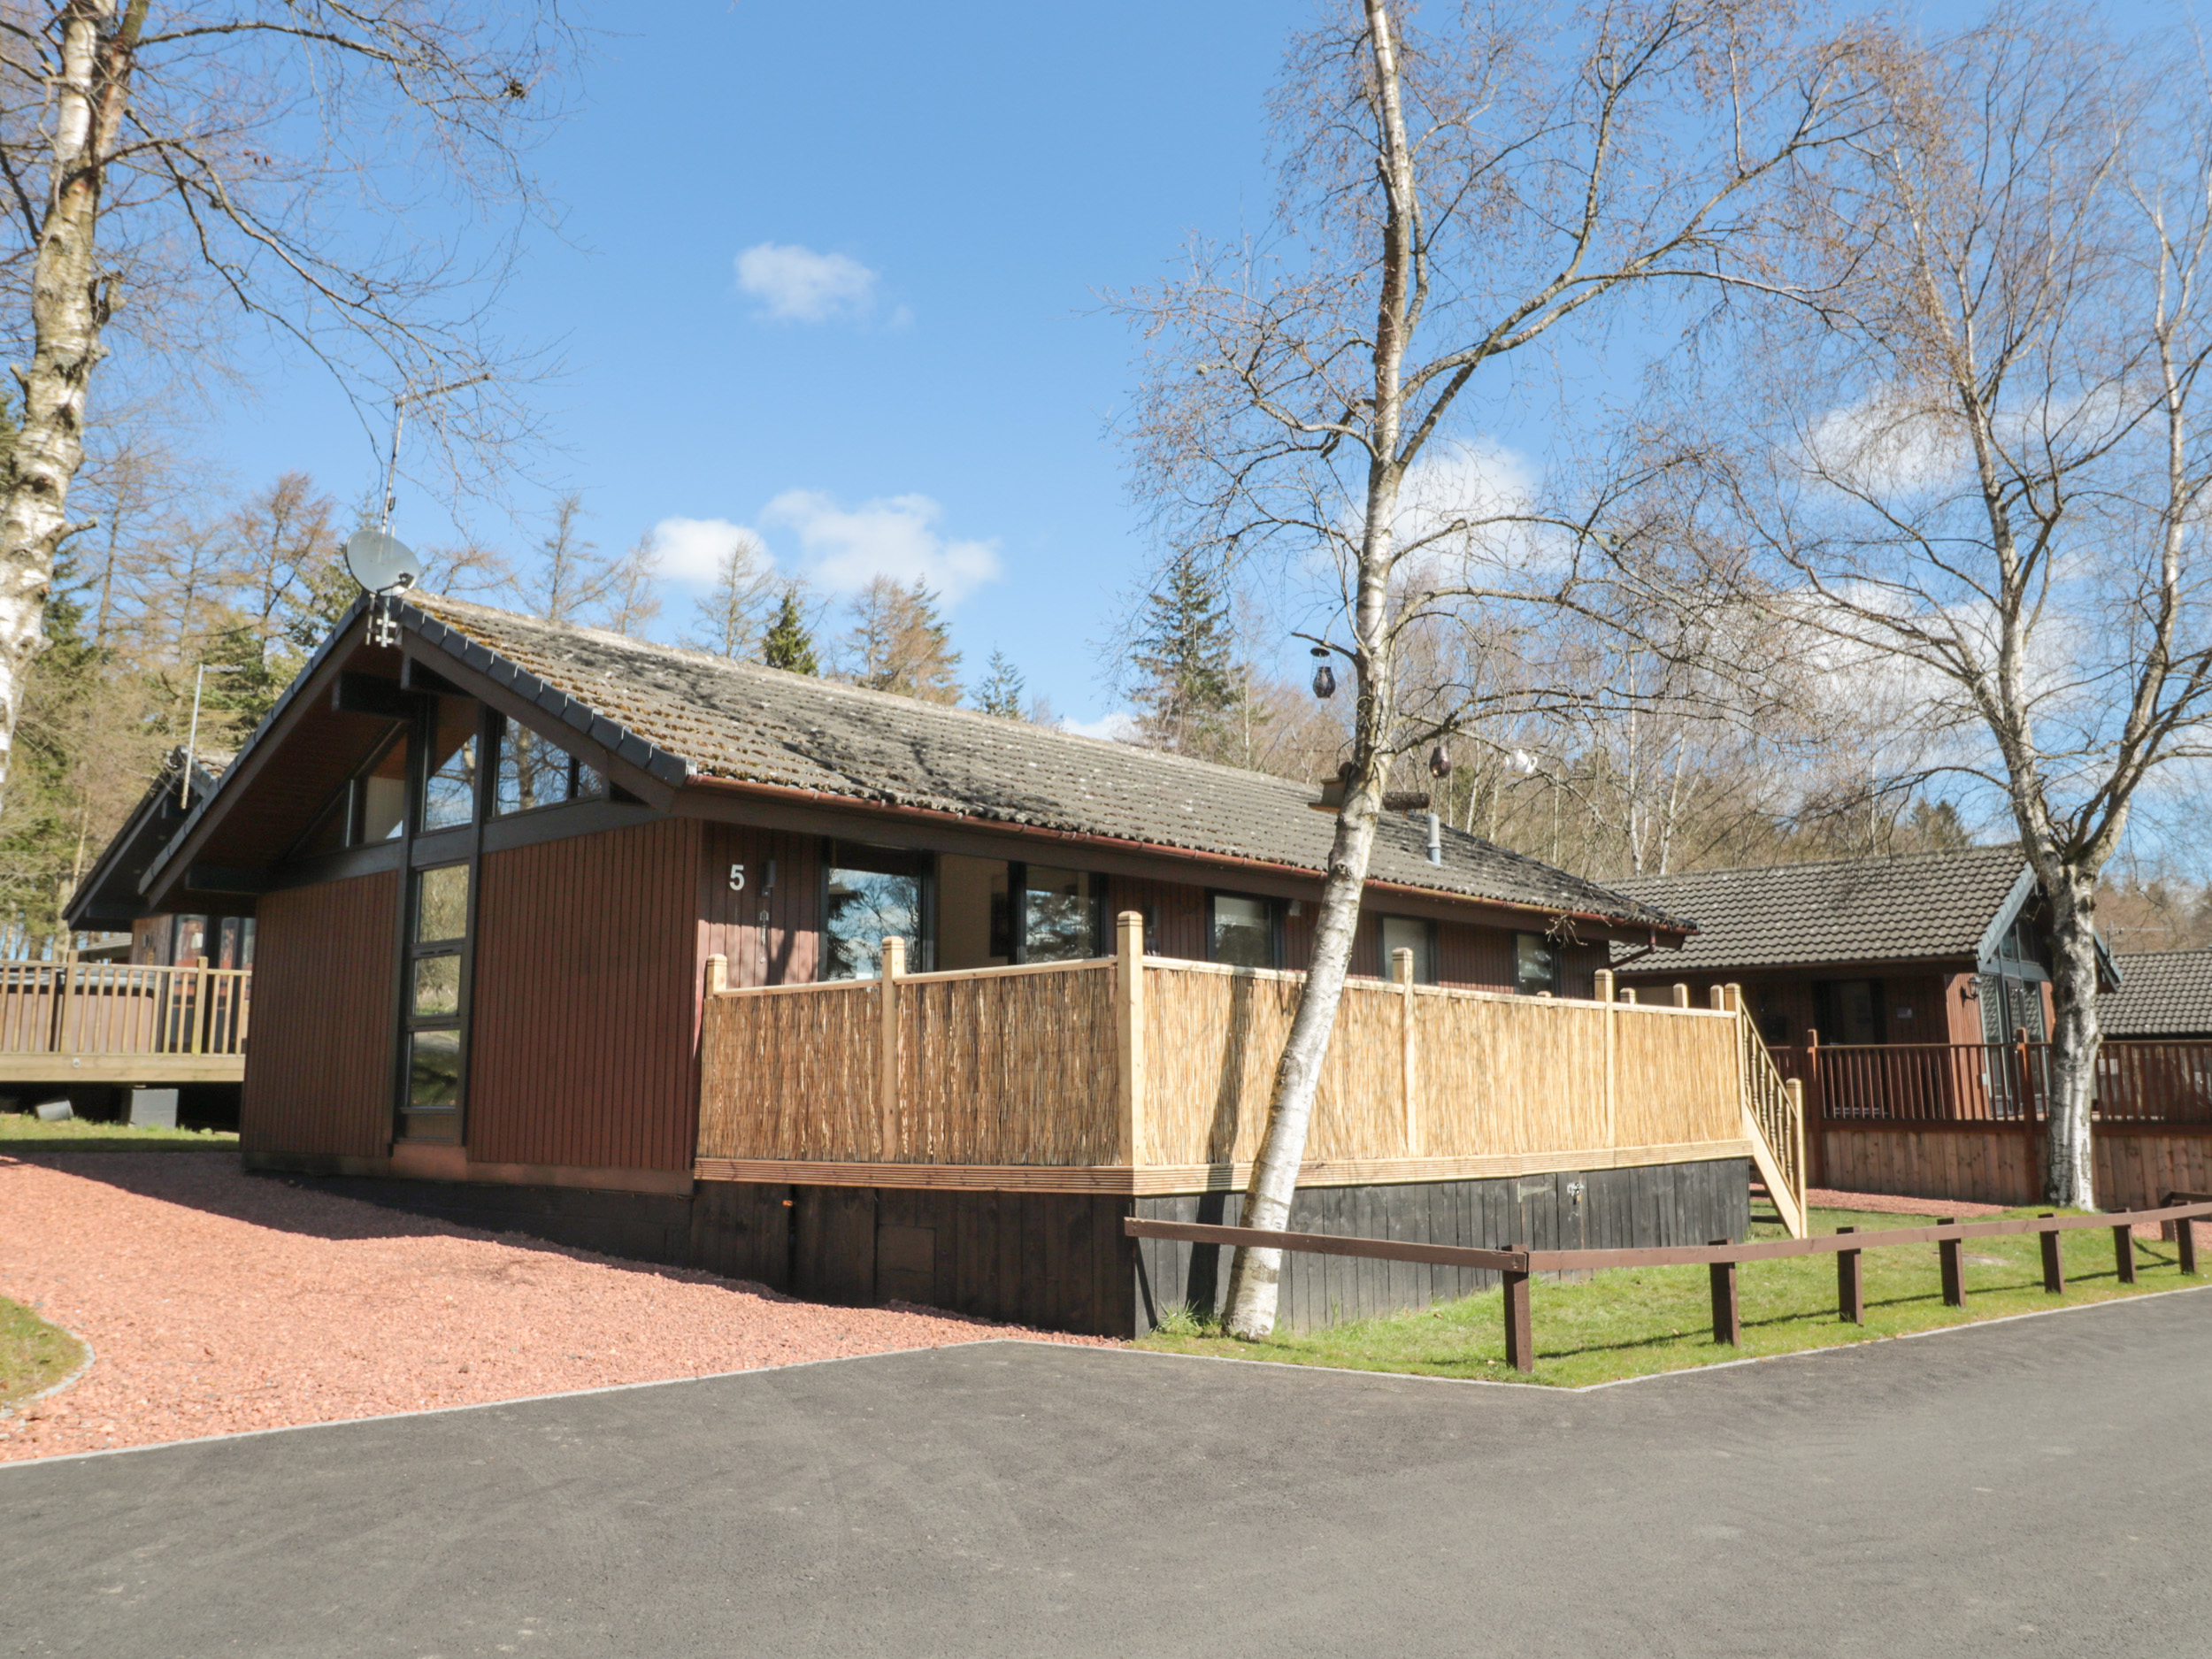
[0,957,251,1060]
[1775,1035,2212,1126]
[695,916,1808,1233]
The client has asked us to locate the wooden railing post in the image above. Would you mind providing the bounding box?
[1671,983,1690,1009]
[704,953,727,995]
[1593,968,1616,1150]
[1786,1077,1808,1203]
[1117,911,1147,1170]
[1392,946,1417,1156]
[1709,984,1726,1012]
[189,956,210,1055]
[879,937,904,1160]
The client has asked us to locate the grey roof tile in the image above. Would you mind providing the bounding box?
[2101,950,2212,1038]
[1608,845,2030,973]
[406,593,1677,930]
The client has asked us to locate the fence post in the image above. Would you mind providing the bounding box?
[1502,1253,1533,1372]
[189,956,211,1055]
[1836,1225,1863,1323]
[879,937,904,1160]
[1786,1076,1809,1202]
[1117,911,1147,1170]
[1393,946,1417,1156]
[50,949,74,1056]
[704,954,727,995]
[1593,969,1616,1149]
[2179,1213,2200,1278]
[2039,1214,2065,1294]
[1938,1217,1965,1307]
[2112,1224,2137,1285]
[1708,1241,1740,1346]
[1671,983,1690,1008]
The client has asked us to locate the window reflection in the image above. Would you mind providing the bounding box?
[1514,932,1559,996]
[1024,866,1102,963]
[421,698,478,832]
[493,718,605,815]
[412,954,461,1017]
[408,1029,462,1109]
[415,865,469,944]
[825,843,929,979]
[1210,895,1275,968]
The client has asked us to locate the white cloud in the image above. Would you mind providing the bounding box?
[1803,393,1966,496]
[1063,710,1139,742]
[649,516,768,584]
[762,489,1000,601]
[734,242,879,323]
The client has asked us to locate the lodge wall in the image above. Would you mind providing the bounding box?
[467,817,705,1172]
[240,870,398,1160]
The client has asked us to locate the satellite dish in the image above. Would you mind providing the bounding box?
[343,529,422,595]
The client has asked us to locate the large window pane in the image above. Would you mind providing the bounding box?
[1211,895,1274,968]
[421,698,478,831]
[1025,866,1101,963]
[496,721,573,814]
[825,843,928,979]
[412,954,461,1017]
[1514,933,1557,996]
[408,1028,462,1109]
[415,864,470,944]
[357,735,408,842]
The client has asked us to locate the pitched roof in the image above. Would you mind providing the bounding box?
[63,747,235,930]
[2101,949,2212,1038]
[1607,844,2032,974]
[403,593,1678,931]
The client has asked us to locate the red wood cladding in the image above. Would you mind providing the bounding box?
[241,871,398,1159]
[467,818,703,1172]
[1438,921,1517,991]
[697,823,821,988]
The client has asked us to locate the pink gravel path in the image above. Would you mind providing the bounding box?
[0,1152,1104,1463]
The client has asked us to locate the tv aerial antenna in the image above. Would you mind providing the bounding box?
[350,371,491,649]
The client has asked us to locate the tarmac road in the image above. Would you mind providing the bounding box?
[5,1291,2210,1658]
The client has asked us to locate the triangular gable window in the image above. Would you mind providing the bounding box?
[491,715,605,817]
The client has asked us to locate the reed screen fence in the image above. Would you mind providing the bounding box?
[695,926,1803,1225]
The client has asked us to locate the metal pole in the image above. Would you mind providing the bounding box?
[180,663,205,807]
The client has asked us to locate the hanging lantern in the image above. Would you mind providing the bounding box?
[1310,646,1336,700]
[1428,745,1453,779]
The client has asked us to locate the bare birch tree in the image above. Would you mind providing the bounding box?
[1123,0,1873,1336]
[1688,5,2212,1207]
[0,2,576,810]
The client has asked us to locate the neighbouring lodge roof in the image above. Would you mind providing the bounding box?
[63,746,234,929]
[391,593,1678,931]
[2101,949,2212,1038]
[1609,844,2033,975]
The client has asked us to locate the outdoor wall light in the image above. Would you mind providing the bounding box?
[1310,647,1336,699]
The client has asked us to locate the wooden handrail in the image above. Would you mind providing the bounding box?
[0,959,252,1058]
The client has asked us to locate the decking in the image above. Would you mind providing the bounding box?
[0,959,250,1087]
[695,913,1808,1234]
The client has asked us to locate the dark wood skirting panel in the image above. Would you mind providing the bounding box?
[241,870,399,1160]
[688,1157,1749,1337]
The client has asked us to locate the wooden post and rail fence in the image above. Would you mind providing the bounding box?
[1124,1191,2212,1371]
[695,911,1809,1236]
[0,956,250,1085]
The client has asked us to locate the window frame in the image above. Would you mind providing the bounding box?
[487,711,608,820]
[1206,890,1282,971]
[818,840,936,979]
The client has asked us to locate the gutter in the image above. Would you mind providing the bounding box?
[682,772,1687,943]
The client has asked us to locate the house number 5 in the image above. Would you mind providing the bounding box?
[728,863,745,892]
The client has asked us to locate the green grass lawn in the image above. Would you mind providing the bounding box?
[0,1294,86,1409]
[0,1110,237,1149]
[1134,1205,2208,1387]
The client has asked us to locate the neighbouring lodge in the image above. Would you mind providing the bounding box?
[98,590,1807,1334]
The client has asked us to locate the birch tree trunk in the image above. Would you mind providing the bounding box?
[1219,0,1411,1340]
[2039,866,2101,1207]
[0,2,144,813]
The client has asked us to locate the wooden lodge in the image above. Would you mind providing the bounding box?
[104,590,1807,1334]
[1612,851,2212,1210]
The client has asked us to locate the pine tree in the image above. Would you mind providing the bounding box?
[760,586,820,675]
[1129,549,1242,757]
[691,531,776,657]
[841,576,962,703]
[973,649,1026,718]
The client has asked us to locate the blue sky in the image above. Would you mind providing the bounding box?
[196,1,1293,731]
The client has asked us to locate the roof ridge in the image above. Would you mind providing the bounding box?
[1615,842,2024,884]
